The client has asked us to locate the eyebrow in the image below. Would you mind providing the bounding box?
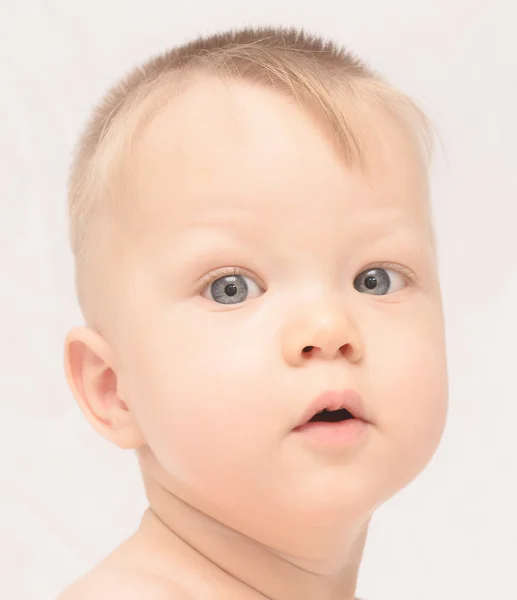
[155,222,256,271]
[167,217,259,249]
[175,207,413,235]
[170,215,425,260]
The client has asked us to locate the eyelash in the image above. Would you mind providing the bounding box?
[198,262,417,291]
[197,267,254,292]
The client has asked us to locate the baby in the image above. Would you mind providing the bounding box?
[59,26,449,600]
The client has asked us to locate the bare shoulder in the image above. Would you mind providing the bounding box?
[56,567,194,600]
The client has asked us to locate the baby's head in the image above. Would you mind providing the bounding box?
[64,26,448,560]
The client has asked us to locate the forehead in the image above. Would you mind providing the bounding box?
[127,77,429,241]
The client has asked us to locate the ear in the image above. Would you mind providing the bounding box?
[64,327,145,449]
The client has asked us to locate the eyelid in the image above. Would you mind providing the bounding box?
[197,266,257,292]
[361,261,417,284]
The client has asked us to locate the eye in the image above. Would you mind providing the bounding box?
[353,267,407,295]
[200,268,263,305]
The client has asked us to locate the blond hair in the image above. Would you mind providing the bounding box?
[67,25,434,325]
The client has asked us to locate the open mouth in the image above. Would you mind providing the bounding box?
[293,389,366,433]
[308,408,355,423]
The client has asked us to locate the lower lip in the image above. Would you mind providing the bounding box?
[292,419,368,446]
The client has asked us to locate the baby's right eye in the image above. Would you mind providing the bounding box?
[200,268,263,305]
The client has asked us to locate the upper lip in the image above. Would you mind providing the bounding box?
[293,389,368,429]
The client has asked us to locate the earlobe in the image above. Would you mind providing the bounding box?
[63,327,145,449]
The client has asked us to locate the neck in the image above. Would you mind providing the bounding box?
[136,466,370,600]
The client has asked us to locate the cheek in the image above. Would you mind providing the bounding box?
[124,315,273,491]
[367,307,449,486]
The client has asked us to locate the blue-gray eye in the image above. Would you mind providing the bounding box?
[353,268,405,295]
[205,274,262,305]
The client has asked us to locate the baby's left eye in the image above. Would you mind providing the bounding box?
[353,267,406,295]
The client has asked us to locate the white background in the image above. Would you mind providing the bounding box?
[0,1,515,599]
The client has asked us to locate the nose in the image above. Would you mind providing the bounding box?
[279,298,364,367]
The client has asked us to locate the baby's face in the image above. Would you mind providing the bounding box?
[106,79,448,537]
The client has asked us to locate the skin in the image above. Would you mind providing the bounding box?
[62,77,449,600]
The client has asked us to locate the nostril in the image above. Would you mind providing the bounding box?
[302,346,314,353]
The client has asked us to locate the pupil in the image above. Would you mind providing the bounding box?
[365,275,377,290]
[225,283,238,296]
